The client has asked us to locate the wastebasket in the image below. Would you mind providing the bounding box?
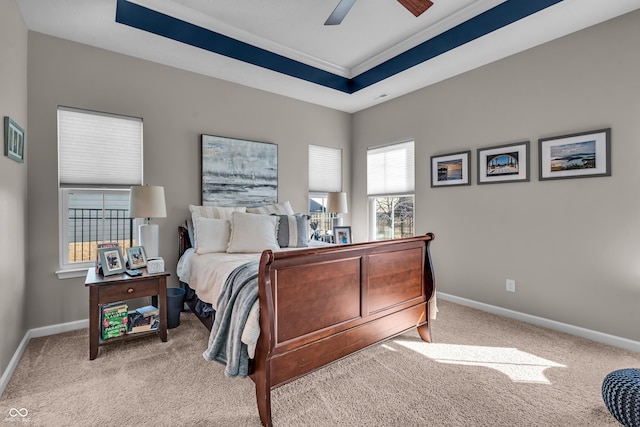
[166,287,185,329]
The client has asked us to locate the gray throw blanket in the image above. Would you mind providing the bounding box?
[202,261,259,378]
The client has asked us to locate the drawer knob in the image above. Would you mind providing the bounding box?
[127,288,134,293]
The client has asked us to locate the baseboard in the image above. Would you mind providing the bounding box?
[437,292,640,352]
[28,318,89,339]
[0,333,30,397]
[0,319,88,396]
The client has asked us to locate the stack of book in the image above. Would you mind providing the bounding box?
[127,305,159,334]
[101,302,129,340]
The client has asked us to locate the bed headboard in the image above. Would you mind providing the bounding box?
[178,225,192,257]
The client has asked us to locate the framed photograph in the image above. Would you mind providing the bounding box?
[333,226,352,245]
[477,141,530,184]
[98,247,126,276]
[201,134,278,207]
[430,151,471,187]
[4,116,25,163]
[539,128,611,181]
[126,246,147,269]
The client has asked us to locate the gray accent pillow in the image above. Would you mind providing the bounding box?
[273,214,309,248]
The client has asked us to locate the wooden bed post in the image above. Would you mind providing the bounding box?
[417,322,432,343]
[254,366,272,426]
[417,232,436,343]
[252,250,276,427]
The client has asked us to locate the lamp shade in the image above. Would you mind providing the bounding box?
[327,192,348,214]
[129,186,167,219]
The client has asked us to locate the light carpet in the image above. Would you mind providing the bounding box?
[1,299,638,426]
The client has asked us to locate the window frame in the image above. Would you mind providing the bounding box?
[57,107,143,279]
[57,188,141,278]
[308,145,343,241]
[367,140,415,241]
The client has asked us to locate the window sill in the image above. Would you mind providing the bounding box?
[56,267,90,280]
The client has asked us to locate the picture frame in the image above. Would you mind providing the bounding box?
[539,128,611,181]
[333,226,352,245]
[430,151,471,187]
[126,246,147,269]
[201,134,278,207]
[98,247,126,276]
[4,116,25,163]
[477,141,530,184]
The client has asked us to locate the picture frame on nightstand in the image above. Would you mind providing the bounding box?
[98,247,126,276]
[126,246,147,269]
[333,226,352,245]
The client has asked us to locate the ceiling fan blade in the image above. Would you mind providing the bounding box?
[397,0,434,17]
[325,0,357,25]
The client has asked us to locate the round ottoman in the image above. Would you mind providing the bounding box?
[602,368,640,427]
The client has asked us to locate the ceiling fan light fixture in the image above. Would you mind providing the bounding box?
[397,0,434,17]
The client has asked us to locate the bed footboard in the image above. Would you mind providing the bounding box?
[250,234,435,426]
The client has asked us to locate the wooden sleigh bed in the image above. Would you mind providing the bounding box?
[178,226,436,426]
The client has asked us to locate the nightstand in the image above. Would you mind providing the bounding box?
[85,268,170,360]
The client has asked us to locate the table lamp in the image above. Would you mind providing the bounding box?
[129,185,166,259]
[327,191,348,229]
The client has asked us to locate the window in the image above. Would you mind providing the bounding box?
[57,107,143,276]
[309,145,342,239]
[367,141,415,240]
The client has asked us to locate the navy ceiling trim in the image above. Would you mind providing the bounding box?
[115,0,563,95]
[115,0,352,93]
[351,0,563,91]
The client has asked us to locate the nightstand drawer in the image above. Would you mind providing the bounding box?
[97,279,160,301]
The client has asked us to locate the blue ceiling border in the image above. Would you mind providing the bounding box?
[115,0,563,95]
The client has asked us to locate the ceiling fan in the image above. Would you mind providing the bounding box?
[325,0,434,25]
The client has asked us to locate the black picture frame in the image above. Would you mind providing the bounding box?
[477,141,530,185]
[539,128,611,181]
[430,151,471,187]
[4,116,25,163]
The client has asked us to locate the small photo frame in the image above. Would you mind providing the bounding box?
[4,116,25,163]
[431,151,471,187]
[98,247,126,276]
[333,226,352,245]
[539,128,611,181]
[126,246,147,269]
[477,141,530,184]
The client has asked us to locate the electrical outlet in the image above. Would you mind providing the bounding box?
[506,279,516,292]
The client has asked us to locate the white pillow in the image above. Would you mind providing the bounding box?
[193,217,230,254]
[189,205,246,248]
[189,204,246,220]
[227,212,279,253]
[246,201,294,215]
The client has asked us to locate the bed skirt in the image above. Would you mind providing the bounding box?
[180,281,215,329]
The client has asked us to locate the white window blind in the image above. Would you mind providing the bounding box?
[58,107,143,187]
[367,141,415,196]
[309,145,342,192]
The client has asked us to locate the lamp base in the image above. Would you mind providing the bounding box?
[139,223,159,259]
[332,217,343,228]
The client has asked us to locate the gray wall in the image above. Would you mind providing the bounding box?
[25,32,351,330]
[352,10,640,342]
[0,0,28,375]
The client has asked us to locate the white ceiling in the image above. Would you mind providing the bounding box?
[16,0,640,113]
